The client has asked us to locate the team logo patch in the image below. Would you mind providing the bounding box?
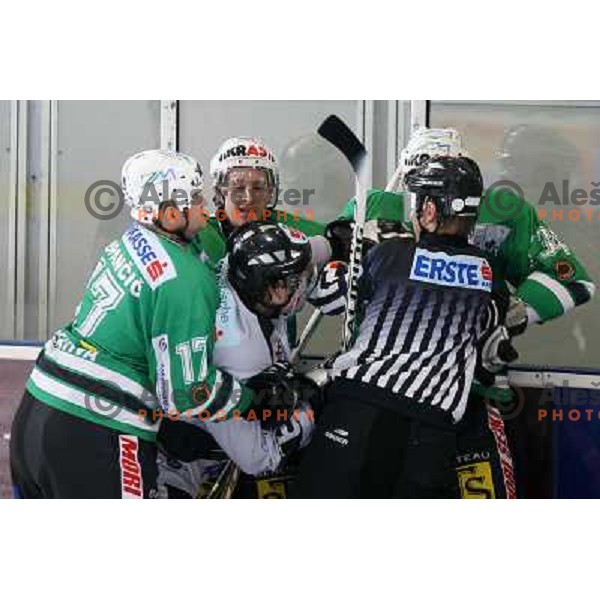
[119,435,144,499]
[456,461,496,499]
[122,224,177,290]
[192,382,212,405]
[282,226,308,244]
[554,260,575,282]
[410,248,492,292]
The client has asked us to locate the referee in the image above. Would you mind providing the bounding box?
[295,155,499,498]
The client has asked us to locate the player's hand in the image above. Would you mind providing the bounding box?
[477,325,519,386]
[325,219,353,262]
[506,296,528,337]
[363,219,413,244]
[245,363,321,418]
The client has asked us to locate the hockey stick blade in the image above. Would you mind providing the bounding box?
[317,115,366,175]
[317,114,368,349]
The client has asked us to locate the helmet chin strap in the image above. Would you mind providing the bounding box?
[151,204,191,242]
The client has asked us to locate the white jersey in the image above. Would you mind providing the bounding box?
[158,249,348,495]
[213,259,291,381]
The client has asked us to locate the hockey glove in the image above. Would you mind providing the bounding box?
[506,296,529,337]
[363,219,413,244]
[325,219,353,262]
[245,363,322,421]
[274,402,315,464]
[476,292,519,387]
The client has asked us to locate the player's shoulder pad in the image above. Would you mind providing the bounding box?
[121,223,178,291]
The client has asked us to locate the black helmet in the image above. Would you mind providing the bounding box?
[226,221,313,314]
[404,155,484,220]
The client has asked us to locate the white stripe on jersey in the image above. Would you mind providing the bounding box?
[527,271,575,313]
[29,368,159,433]
[44,343,156,409]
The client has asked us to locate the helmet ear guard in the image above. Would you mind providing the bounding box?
[405,156,484,223]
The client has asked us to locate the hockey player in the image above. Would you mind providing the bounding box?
[9,149,261,499]
[295,155,501,498]
[194,136,327,269]
[335,128,596,498]
[158,220,347,497]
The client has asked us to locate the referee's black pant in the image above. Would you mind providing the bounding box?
[293,380,458,499]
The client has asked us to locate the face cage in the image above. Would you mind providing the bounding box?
[280,263,318,316]
[257,263,317,317]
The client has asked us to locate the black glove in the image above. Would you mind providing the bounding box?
[245,363,322,424]
[326,218,412,263]
[505,296,529,337]
[476,325,520,386]
[363,219,413,244]
[475,292,519,387]
[325,219,353,262]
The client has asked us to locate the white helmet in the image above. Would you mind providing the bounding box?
[122,149,204,224]
[399,128,470,181]
[210,137,279,201]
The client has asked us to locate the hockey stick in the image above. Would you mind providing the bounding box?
[290,308,323,364]
[317,115,368,350]
[385,161,404,192]
[206,458,241,499]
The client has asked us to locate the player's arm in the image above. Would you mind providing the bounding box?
[307,261,348,316]
[510,214,595,326]
[147,278,253,422]
[190,220,228,268]
[337,188,406,222]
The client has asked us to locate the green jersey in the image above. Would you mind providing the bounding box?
[193,212,326,267]
[339,188,595,323]
[27,222,253,442]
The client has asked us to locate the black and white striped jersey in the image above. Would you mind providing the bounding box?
[331,233,494,425]
[308,261,348,316]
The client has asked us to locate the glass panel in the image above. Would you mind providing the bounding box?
[431,101,600,368]
[0,101,13,339]
[50,100,160,334]
[179,101,360,356]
